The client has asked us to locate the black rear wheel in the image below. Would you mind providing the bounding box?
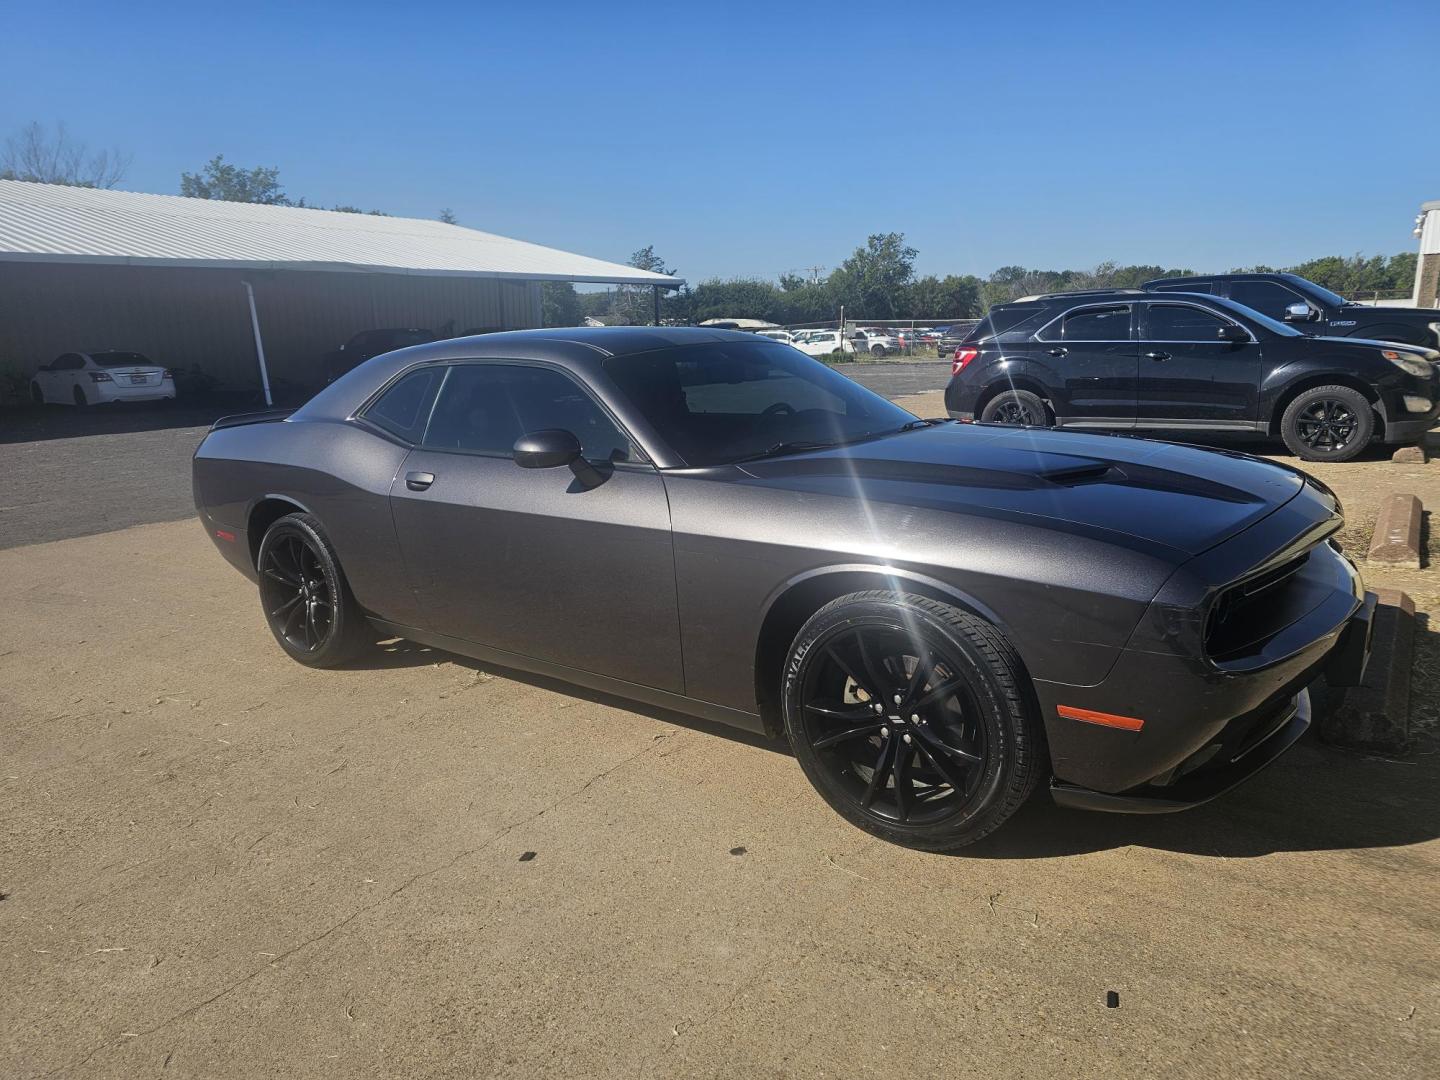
[783,591,1044,851]
[30,382,44,406]
[256,513,371,667]
[1280,385,1374,462]
[979,389,1049,427]
[72,385,88,407]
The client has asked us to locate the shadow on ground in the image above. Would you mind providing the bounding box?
[351,638,1440,862]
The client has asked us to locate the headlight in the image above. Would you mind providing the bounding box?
[1382,349,1434,378]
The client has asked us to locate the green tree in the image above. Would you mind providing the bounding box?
[439,208,458,224]
[827,233,917,319]
[180,154,290,204]
[542,281,583,326]
[615,246,676,325]
[907,274,982,318]
[1,121,129,188]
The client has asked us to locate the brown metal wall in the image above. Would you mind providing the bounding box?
[0,262,542,389]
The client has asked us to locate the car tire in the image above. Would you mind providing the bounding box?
[256,512,372,668]
[979,389,1050,427]
[1280,385,1375,463]
[783,590,1045,851]
[871,344,886,357]
[30,382,44,406]
[72,385,88,407]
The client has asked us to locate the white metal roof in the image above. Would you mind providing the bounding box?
[0,179,683,286]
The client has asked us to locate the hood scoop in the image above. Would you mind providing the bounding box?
[1036,461,1118,486]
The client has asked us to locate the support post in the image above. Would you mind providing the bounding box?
[242,280,273,407]
[653,285,662,326]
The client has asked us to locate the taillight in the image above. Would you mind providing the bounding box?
[161,369,173,378]
[952,347,979,375]
[88,371,113,382]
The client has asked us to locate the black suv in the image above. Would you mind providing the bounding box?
[943,289,1440,461]
[323,328,437,384]
[1145,272,1440,350]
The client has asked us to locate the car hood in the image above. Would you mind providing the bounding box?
[1340,304,1438,323]
[734,423,1305,559]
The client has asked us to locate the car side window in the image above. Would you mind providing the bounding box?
[1060,305,1131,341]
[1145,304,1232,341]
[1228,281,1302,320]
[423,364,637,463]
[361,367,443,443]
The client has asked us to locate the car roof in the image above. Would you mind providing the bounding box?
[1144,272,1311,288]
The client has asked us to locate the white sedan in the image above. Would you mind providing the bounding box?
[790,331,856,358]
[31,351,177,406]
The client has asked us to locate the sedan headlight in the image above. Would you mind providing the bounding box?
[1382,349,1434,378]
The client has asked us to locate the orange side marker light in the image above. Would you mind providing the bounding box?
[1057,705,1144,732]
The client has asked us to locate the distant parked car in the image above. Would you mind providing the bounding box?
[935,325,970,358]
[850,330,898,356]
[793,331,856,358]
[756,330,795,344]
[1145,273,1440,350]
[30,351,176,407]
[324,328,436,384]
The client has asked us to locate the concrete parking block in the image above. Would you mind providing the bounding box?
[1366,493,1423,568]
[1321,588,1415,754]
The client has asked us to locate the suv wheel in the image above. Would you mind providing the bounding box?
[980,389,1050,427]
[783,591,1045,851]
[1280,385,1374,462]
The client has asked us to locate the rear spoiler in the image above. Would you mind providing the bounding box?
[209,408,295,432]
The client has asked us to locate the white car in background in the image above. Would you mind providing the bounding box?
[791,331,856,358]
[31,351,177,406]
[849,329,899,356]
[755,329,794,344]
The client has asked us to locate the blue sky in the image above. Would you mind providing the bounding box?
[3,0,1436,283]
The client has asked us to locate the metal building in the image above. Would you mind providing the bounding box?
[1415,199,1440,308]
[0,179,680,395]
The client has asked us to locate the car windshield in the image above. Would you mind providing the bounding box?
[1204,296,1305,337]
[1285,275,1347,307]
[604,340,915,467]
[91,351,154,367]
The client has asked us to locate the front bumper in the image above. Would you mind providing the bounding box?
[1051,689,1311,813]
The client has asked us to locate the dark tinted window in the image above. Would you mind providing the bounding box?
[362,366,443,442]
[1060,305,1131,341]
[974,309,1045,342]
[53,353,84,370]
[604,341,912,466]
[1145,304,1231,340]
[424,364,634,462]
[1153,280,1213,294]
[1228,280,1303,320]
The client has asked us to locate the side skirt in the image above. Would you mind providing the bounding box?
[366,618,768,736]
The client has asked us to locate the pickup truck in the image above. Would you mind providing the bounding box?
[1145,272,1439,350]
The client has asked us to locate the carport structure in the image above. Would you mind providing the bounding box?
[0,179,681,401]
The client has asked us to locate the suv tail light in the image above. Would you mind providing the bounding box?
[88,371,113,382]
[952,347,979,375]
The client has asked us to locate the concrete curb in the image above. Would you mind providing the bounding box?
[1320,588,1415,754]
[1366,493,1423,568]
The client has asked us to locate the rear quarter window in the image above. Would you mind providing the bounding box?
[361,366,443,443]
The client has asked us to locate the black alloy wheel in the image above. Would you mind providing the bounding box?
[1280,384,1374,463]
[979,389,1049,428]
[260,532,335,653]
[256,512,370,667]
[1294,398,1357,453]
[784,591,1043,851]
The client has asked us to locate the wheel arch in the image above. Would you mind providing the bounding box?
[751,564,1017,738]
[246,495,314,568]
[1267,373,1383,437]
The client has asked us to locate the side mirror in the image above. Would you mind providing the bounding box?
[1284,302,1316,322]
[1217,324,1250,343]
[513,428,581,469]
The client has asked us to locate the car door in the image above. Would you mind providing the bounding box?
[1136,302,1261,428]
[388,360,684,693]
[1032,304,1137,426]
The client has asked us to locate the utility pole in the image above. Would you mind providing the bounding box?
[806,265,824,284]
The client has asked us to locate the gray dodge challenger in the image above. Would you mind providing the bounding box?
[193,327,1374,850]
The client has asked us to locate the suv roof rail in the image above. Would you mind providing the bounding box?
[1011,288,1147,303]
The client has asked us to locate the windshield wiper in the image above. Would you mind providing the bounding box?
[731,440,839,464]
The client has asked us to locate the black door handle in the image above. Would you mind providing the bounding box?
[1047,347,1068,357]
[1145,351,1171,362]
[405,471,435,491]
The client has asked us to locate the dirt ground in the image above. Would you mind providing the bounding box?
[3,518,1439,1074]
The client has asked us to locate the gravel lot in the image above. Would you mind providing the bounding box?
[3,365,1439,1078]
